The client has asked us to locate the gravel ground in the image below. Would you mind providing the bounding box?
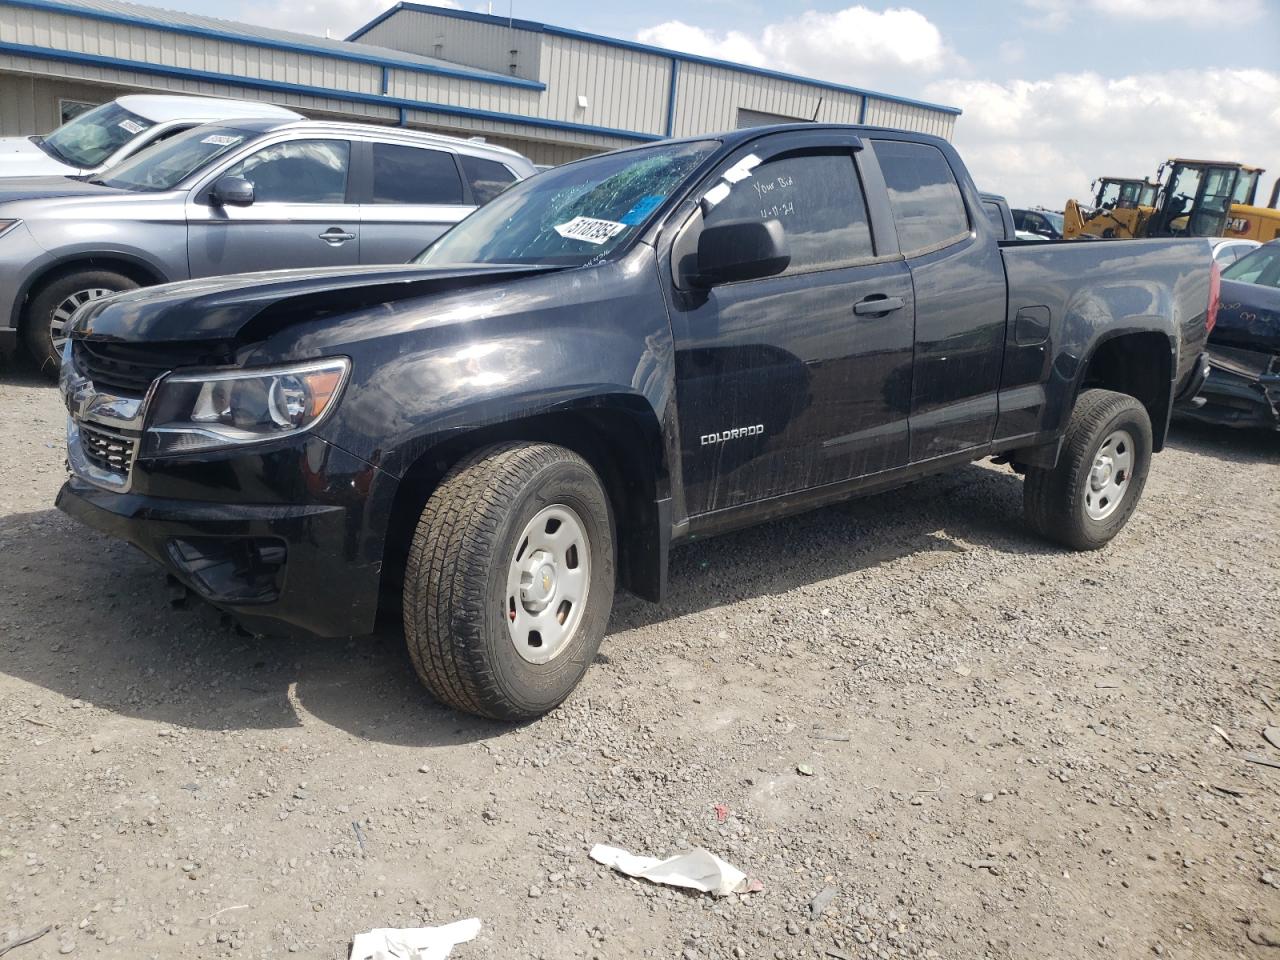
[2,363,1278,960]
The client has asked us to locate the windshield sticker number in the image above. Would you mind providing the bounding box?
[620,194,665,226]
[553,216,628,245]
[201,134,244,147]
[118,119,144,135]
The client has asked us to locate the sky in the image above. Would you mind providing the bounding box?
[157,0,1279,209]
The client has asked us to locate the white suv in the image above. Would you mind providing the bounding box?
[0,95,302,180]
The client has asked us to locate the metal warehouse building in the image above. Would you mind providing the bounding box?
[0,0,961,165]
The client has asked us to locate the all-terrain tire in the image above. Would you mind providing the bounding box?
[1023,388,1153,550]
[24,269,139,377]
[402,442,615,720]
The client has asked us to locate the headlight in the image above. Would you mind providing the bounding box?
[142,358,350,456]
[0,219,22,239]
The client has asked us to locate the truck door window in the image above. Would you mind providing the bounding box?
[702,150,874,273]
[371,143,464,204]
[872,140,970,256]
[224,140,350,203]
[459,155,517,205]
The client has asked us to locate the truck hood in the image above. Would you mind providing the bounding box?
[1214,278,1280,354]
[73,263,565,345]
[0,137,79,178]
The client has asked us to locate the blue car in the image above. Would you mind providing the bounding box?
[1184,240,1280,430]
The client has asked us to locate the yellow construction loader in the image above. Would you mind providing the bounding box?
[1063,176,1158,239]
[1064,159,1271,240]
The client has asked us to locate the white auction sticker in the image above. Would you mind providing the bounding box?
[201,134,244,146]
[118,119,144,134]
[553,216,627,244]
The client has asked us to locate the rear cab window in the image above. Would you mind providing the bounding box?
[371,143,464,204]
[697,149,875,275]
[871,139,970,255]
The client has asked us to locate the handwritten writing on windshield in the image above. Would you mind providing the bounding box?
[753,173,796,219]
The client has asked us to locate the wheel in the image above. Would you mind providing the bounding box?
[402,442,615,720]
[23,269,138,377]
[1023,389,1153,550]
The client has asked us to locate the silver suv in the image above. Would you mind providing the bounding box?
[0,119,536,372]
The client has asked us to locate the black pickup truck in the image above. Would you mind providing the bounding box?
[56,125,1216,720]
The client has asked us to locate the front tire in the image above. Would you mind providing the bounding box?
[24,269,138,377]
[403,442,616,720]
[1023,389,1153,550]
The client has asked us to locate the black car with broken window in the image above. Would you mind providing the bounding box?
[56,124,1216,720]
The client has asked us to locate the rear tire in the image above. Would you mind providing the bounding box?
[23,269,138,378]
[402,442,615,720]
[1023,389,1153,550]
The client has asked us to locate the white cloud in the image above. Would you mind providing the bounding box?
[637,6,960,90]
[925,68,1280,208]
[233,0,459,38]
[636,21,768,68]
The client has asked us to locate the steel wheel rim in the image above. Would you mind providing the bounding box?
[50,287,113,350]
[1084,428,1135,521]
[505,504,591,665]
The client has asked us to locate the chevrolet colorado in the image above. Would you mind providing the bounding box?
[56,125,1217,719]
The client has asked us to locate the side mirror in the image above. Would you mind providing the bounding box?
[210,175,254,207]
[693,219,790,287]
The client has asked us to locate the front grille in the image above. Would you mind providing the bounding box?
[79,421,139,479]
[74,339,233,395]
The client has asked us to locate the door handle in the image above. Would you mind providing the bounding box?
[854,295,905,315]
[319,228,355,245]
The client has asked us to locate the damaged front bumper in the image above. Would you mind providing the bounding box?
[1180,345,1280,430]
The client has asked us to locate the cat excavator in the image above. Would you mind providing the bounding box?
[1063,159,1275,241]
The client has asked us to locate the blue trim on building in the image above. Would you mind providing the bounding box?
[665,59,679,138]
[5,0,546,90]
[348,2,962,117]
[0,40,660,142]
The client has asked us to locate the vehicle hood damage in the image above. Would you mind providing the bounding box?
[1183,279,1280,430]
[70,263,564,346]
